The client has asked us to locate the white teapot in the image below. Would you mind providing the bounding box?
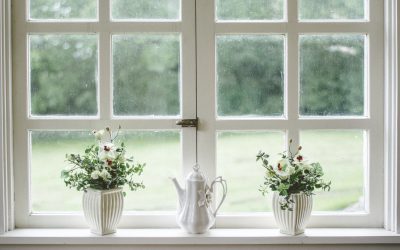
[171,164,227,234]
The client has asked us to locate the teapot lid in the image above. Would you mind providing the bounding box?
[187,164,206,182]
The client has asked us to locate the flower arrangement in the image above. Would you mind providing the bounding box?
[256,139,331,210]
[61,126,145,193]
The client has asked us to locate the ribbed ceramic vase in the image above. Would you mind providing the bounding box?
[82,188,124,235]
[272,192,313,235]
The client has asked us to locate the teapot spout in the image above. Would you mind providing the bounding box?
[170,177,185,209]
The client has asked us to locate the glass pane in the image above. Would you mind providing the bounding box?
[299,0,365,21]
[30,35,98,116]
[120,131,181,211]
[300,35,365,116]
[31,130,181,212]
[300,130,365,212]
[112,0,180,20]
[31,131,92,211]
[216,0,284,21]
[113,35,180,116]
[217,131,285,213]
[217,35,284,117]
[30,0,97,20]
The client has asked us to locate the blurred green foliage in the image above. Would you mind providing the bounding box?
[217,35,284,116]
[30,0,97,19]
[30,35,98,115]
[217,0,284,20]
[30,0,366,117]
[112,0,180,20]
[28,1,367,212]
[300,35,364,116]
[299,0,364,20]
[113,35,180,116]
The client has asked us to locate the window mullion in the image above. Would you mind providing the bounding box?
[287,0,299,147]
[181,0,197,178]
[196,0,217,185]
[99,0,111,120]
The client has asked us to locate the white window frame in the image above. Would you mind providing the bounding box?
[0,0,13,235]
[11,0,197,228]
[197,0,384,228]
[0,0,398,232]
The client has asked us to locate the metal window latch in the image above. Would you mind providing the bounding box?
[176,118,198,128]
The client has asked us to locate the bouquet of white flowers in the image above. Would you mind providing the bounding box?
[257,140,331,210]
[62,126,145,193]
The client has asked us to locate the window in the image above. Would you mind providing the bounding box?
[12,0,384,228]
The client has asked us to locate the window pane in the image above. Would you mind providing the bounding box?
[216,0,284,21]
[113,35,180,116]
[30,35,98,116]
[31,130,181,212]
[300,35,365,116]
[299,0,365,21]
[217,131,285,213]
[31,131,92,212]
[119,131,181,211]
[112,0,180,20]
[300,130,365,212]
[217,35,284,117]
[30,0,97,20]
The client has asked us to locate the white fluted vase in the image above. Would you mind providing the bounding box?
[272,192,313,235]
[82,188,124,235]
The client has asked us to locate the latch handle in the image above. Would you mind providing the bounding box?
[176,118,198,128]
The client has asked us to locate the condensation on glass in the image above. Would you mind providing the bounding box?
[217,131,285,213]
[112,0,181,20]
[29,0,98,20]
[216,35,284,117]
[300,35,365,116]
[300,130,365,212]
[30,130,181,212]
[216,0,284,21]
[112,34,181,116]
[299,0,366,21]
[30,34,98,116]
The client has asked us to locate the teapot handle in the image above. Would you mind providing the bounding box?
[210,176,227,217]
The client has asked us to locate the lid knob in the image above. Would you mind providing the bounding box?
[193,163,200,172]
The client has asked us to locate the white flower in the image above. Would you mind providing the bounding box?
[273,158,295,178]
[74,168,87,175]
[293,154,308,166]
[93,129,105,141]
[99,169,111,180]
[91,170,101,180]
[98,142,116,160]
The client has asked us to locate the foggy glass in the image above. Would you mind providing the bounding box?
[113,34,181,116]
[112,0,180,20]
[217,35,284,117]
[30,0,97,20]
[300,35,365,116]
[299,0,365,21]
[30,35,98,116]
[216,0,284,21]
